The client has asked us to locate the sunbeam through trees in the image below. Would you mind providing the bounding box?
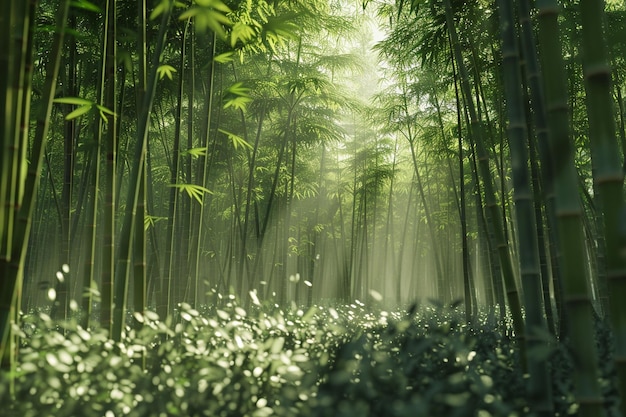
[2,0,626,415]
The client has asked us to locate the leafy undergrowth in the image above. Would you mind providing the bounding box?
[0,298,618,417]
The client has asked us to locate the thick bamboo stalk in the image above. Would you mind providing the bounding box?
[496,0,554,414]
[517,0,561,334]
[0,1,13,257]
[0,0,69,364]
[580,0,626,413]
[536,1,606,416]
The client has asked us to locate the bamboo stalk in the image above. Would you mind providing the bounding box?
[100,0,117,333]
[112,0,174,342]
[496,0,554,413]
[536,1,606,415]
[0,0,70,365]
[442,0,526,365]
[580,0,626,413]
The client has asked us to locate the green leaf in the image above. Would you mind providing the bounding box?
[218,129,252,150]
[144,215,167,231]
[181,1,232,39]
[222,82,253,112]
[54,97,93,106]
[223,96,252,111]
[94,104,116,122]
[65,105,92,120]
[230,22,256,47]
[226,82,251,96]
[183,147,207,158]
[168,183,213,204]
[96,105,115,116]
[179,7,200,20]
[150,0,171,20]
[70,0,102,13]
[195,0,231,13]
[157,64,177,80]
[214,52,235,63]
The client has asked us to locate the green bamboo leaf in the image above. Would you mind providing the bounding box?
[144,215,167,231]
[70,0,101,12]
[168,183,213,204]
[226,82,250,96]
[197,10,231,39]
[150,0,171,20]
[181,1,232,39]
[183,147,207,158]
[92,104,116,122]
[263,15,299,40]
[157,64,177,80]
[223,82,252,111]
[195,0,231,13]
[53,96,93,106]
[223,96,252,112]
[179,7,200,20]
[218,129,252,150]
[65,105,92,120]
[214,52,234,63]
[230,22,256,47]
[96,104,115,116]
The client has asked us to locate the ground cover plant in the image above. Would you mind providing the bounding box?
[1,296,621,417]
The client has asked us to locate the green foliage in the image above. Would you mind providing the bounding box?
[156,64,177,80]
[223,82,253,111]
[53,97,116,122]
[219,129,253,150]
[168,183,213,204]
[3,302,621,416]
[70,0,101,13]
[179,0,232,38]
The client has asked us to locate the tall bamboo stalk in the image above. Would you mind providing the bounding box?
[496,0,553,413]
[0,0,29,374]
[190,31,215,308]
[133,0,148,335]
[112,0,174,342]
[0,0,69,367]
[100,0,117,333]
[580,0,626,413]
[536,1,606,416]
[161,19,189,318]
[442,0,526,364]
[517,0,563,336]
[0,0,13,259]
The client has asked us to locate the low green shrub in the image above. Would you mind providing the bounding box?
[0,300,618,416]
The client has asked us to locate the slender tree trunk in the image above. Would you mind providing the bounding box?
[112,1,174,342]
[100,0,117,333]
[161,20,189,317]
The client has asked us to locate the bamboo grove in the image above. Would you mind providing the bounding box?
[1,0,626,414]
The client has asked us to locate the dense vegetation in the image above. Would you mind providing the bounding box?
[2,299,619,417]
[2,0,626,415]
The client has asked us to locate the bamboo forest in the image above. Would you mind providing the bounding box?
[2,0,626,415]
